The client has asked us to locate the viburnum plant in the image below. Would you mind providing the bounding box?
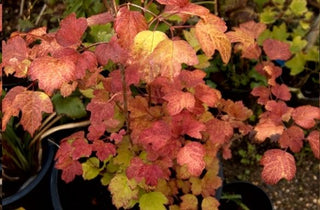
[1,0,319,209]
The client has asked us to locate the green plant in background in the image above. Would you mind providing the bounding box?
[258,0,319,78]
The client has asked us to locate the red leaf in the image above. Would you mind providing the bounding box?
[2,86,53,136]
[260,149,296,184]
[76,51,98,79]
[205,118,233,144]
[58,158,83,183]
[306,131,320,159]
[114,7,147,49]
[95,37,129,65]
[251,86,271,105]
[70,133,93,160]
[156,0,189,6]
[87,12,114,26]
[238,20,266,39]
[292,105,320,129]
[92,140,116,161]
[29,56,76,95]
[278,126,304,152]
[55,13,87,47]
[126,157,165,186]
[110,129,126,144]
[177,69,206,88]
[163,3,210,18]
[87,90,118,140]
[265,100,293,123]
[194,84,221,107]
[2,36,29,77]
[163,90,195,115]
[254,118,284,142]
[263,39,292,61]
[177,142,206,176]
[271,84,291,101]
[195,14,231,63]
[139,120,171,151]
[172,111,206,139]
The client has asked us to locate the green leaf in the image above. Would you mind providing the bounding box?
[260,7,277,24]
[285,52,306,75]
[289,0,307,15]
[305,46,320,62]
[82,157,102,180]
[113,136,134,167]
[52,93,87,119]
[101,171,114,186]
[271,23,289,41]
[290,36,307,53]
[183,28,201,52]
[109,173,139,209]
[88,23,113,42]
[194,54,210,69]
[139,192,168,210]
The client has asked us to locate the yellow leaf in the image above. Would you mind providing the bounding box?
[132,30,168,58]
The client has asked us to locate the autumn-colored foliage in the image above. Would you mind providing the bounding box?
[2,0,319,209]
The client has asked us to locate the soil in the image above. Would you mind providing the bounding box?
[221,140,320,210]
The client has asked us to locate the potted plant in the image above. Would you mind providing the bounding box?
[2,0,319,209]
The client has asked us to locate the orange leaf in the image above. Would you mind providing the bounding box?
[195,14,231,63]
[205,118,233,144]
[263,39,292,61]
[114,7,147,49]
[148,39,198,81]
[260,149,296,184]
[163,90,195,115]
[278,126,304,152]
[2,86,53,136]
[265,100,293,123]
[254,118,284,142]
[177,69,206,88]
[177,142,206,176]
[306,131,320,159]
[29,56,77,95]
[218,99,253,121]
[2,36,29,77]
[271,84,291,101]
[292,105,320,129]
[194,84,221,107]
[251,86,271,105]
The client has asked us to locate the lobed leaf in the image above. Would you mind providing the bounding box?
[292,105,320,129]
[55,13,87,47]
[2,86,53,136]
[163,90,195,116]
[139,192,168,210]
[195,14,231,63]
[278,126,304,153]
[260,149,296,184]
[263,39,292,61]
[29,56,77,96]
[306,131,320,159]
[108,174,139,209]
[115,7,148,49]
[177,142,206,176]
[201,196,219,210]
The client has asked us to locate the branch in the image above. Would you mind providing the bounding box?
[303,13,320,52]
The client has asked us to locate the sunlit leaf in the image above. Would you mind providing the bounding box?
[292,105,320,129]
[195,14,231,63]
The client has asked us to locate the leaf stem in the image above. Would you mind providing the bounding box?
[120,64,130,134]
[39,120,91,141]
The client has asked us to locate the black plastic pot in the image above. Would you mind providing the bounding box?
[3,139,56,209]
[219,181,273,210]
